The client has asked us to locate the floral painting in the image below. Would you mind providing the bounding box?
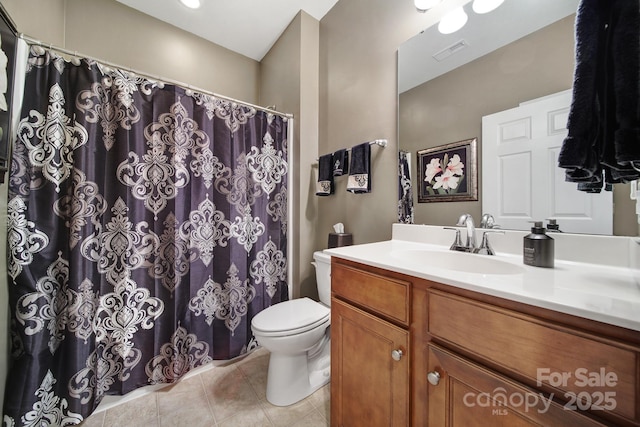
[417,138,478,203]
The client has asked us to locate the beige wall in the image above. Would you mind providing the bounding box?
[260,11,321,299]
[613,183,638,236]
[317,0,425,247]
[2,0,260,103]
[2,0,65,46]
[297,13,321,298]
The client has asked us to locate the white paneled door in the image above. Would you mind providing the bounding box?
[482,90,613,235]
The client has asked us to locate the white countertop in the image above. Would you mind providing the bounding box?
[325,227,640,332]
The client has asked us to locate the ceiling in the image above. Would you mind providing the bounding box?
[116,0,580,89]
[115,0,340,61]
[398,0,580,93]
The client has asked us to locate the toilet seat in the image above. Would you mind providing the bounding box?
[252,297,330,337]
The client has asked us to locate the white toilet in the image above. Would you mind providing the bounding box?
[251,251,332,406]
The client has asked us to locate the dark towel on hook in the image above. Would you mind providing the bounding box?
[316,153,334,196]
[333,149,349,176]
[347,143,371,193]
[558,0,640,191]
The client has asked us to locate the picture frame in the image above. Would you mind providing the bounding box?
[417,137,478,203]
[0,3,17,183]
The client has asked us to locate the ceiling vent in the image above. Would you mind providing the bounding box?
[433,39,469,62]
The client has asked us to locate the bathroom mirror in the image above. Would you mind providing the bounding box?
[398,0,638,236]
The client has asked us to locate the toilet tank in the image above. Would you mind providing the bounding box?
[312,251,332,306]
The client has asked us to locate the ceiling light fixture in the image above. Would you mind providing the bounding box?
[438,7,468,34]
[472,0,504,14]
[414,0,441,13]
[179,0,201,9]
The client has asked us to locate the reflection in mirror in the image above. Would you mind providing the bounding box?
[398,0,638,236]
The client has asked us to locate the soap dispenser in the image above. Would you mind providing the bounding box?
[546,219,562,232]
[523,221,554,268]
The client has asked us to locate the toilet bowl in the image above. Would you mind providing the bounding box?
[250,251,331,406]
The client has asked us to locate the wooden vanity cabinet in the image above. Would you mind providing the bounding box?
[330,257,640,427]
[427,343,607,426]
[331,299,409,426]
[331,259,411,427]
[426,289,640,427]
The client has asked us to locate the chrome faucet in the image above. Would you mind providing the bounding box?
[456,213,477,251]
[474,230,505,255]
[445,214,503,255]
[443,227,465,251]
[480,213,498,229]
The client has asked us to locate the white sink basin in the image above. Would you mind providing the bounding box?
[391,249,525,275]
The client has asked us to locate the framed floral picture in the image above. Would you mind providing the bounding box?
[417,138,478,203]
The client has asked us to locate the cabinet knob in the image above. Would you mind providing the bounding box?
[391,349,403,361]
[427,371,441,386]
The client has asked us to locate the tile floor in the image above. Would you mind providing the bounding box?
[79,348,330,427]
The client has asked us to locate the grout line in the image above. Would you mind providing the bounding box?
[201,364,267,425]
[303,407,330,426]
[93,348,327,427]
[153,393,160,427]
[258,405,277,427]
[197,373,219,426]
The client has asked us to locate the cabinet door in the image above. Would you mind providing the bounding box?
[427,343,607,427]
[428,289,638,425]
[331,298,410,427]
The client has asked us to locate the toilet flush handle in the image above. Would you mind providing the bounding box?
[391,349,403,361]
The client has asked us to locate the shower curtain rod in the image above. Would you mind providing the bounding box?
[18,33,294,119]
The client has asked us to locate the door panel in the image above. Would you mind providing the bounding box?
[483,90,612,234]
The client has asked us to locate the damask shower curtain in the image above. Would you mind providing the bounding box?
[3,46,289,425]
